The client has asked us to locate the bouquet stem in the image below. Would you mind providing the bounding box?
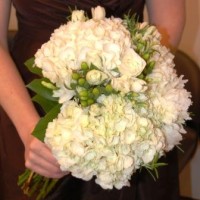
[18,169,58,200]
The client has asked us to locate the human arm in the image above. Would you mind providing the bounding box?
[0,0,67,178]
[145,0,186,51]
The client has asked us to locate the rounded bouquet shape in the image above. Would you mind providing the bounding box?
[19,6,192,199]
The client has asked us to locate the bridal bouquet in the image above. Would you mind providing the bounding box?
[18,6,192,199]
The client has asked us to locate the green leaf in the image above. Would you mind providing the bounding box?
[32,104,61,142]
[32,94,58,113]
[27,78,57,102]
[90,63,98,70]
[25,57,42,76]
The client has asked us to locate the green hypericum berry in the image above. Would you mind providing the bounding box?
[148,61,155,69]
[87,98,95,105]
[78,78,86,86]
[143,53,150,61]
[92,87,100,96]
[72,72,80,80]
[105,84,113,93]
[80,100,88,107]
[137,42,144,51]
[79,90,88,97]
[81,62,89,70]
[80,96,88,101]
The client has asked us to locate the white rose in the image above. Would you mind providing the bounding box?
[119,48,146,77]
[91,6,106,20]
[86,69,108,85]
[71,10,86,22]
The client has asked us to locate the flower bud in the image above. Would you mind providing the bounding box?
[80,100,88,107]
[92,87,100,96]
[91,6,106,20]
[105,84,113,94]
[81,62,89,70]
[71,10,86,22]
[72,72,80,80]
[87,98,95,105]
[78,78,86,86]
[79,90,88,97]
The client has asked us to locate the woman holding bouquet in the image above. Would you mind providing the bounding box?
[0,0,185,200]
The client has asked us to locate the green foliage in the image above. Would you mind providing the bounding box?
[25,57,42,76]
[32,104,61,142]
[22,52,61,200]
[27,78,57,102]
[123,13,157,79]
[143,153,167,181]
[32,94,58,113]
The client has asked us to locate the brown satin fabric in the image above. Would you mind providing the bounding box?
[0,0,180,199]
[43,150,179,200]
[0,108,29,200]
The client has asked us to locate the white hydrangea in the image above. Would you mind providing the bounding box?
[34,6,145,89]
[45,94,166,189]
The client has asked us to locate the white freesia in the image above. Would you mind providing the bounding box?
[53,86,75,104]
[91,6,106,20]
[111,76,147,93]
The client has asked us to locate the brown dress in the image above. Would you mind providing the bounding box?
[0,0,180,199]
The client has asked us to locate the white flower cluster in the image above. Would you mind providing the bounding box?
[45,94,165,189]
[146,46,192,150]
[34,6,192,189]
